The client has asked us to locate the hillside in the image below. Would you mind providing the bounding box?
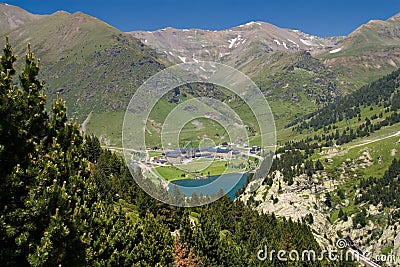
[318,14,400,91]
[241,69,400,265]
[250,50,340,127]
[0,6,168,118]
[130,16,400,131]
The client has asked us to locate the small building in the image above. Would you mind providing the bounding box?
[221,141,229,147]
[250,146,261,154]
[216,147,231,159]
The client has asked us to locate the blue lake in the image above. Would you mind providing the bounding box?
[169,172,249,199]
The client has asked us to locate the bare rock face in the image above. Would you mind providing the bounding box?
[130,22,336,67]
[394,230,400,258]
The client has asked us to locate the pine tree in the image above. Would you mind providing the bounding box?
[85,134,101,163]
[0,36,16,81]
[315,159,324,171]
[26,103,93,266]
[0,37,25,177]
[325,192,332,208]
[0,39,52,265]
[19,43,49,155]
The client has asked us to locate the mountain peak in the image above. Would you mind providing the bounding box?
[235,21,263,28]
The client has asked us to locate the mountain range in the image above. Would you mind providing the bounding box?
[1,3,400,134]
[131,13,400,91]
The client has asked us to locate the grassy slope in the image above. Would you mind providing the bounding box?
[325,125,400,223]
[87,90,262,147]
[1,11,168,119]
[86,50,335,147]
[249,51,340,129]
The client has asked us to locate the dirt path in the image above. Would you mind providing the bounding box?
[324,130,400,159]
[81,111,92,133]
[347,131,400,150]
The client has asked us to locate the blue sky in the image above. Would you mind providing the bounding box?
[5,0,400,36]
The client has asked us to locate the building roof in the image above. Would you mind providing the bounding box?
[217,148,229,153]
[165,150,181,158]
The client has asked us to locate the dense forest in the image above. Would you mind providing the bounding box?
[285,68,400,152]
[0,39,353,266]
[288,69,400,132]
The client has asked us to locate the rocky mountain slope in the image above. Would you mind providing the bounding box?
[131,14,400,95]
[130,21,340,67]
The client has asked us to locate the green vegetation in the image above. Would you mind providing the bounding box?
[358,158,400,209]
[86,89,260,148]
[174,118,228,148]
[155,165,194,181]
[85,111,125,146]
[0,39,345,266]
[291,68,400,131]
[155,159,247,181]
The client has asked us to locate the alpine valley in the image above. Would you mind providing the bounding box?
[1,2,400,266]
